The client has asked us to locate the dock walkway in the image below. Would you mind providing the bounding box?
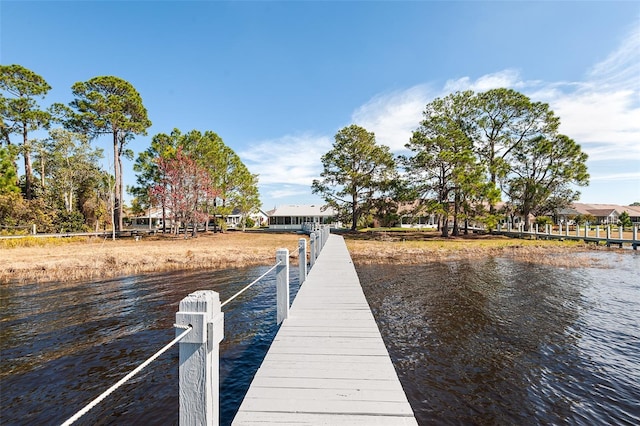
[233,234,417,425]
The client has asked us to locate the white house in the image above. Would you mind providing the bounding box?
[267,204,337,231]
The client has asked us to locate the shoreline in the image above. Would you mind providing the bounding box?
[1,231,630,284]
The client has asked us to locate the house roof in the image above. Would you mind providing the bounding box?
[558,207,580,215]
[570,203,640,216]
[587,208,618,217]
[269,204,335,217]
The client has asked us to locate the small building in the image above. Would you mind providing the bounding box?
[397,200,437,229]
[570,203,623,225]
[267,204,337,231]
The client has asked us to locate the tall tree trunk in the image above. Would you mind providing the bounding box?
[351,193,358,231]
[23,124,33,199]
[441,202,449,237]
[119,156,124,231]
[40,154,45,188]
[113,133,121,233]
[452,192,460,236]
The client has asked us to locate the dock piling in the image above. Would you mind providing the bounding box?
[276,249,290,325]
[176,290,224,426]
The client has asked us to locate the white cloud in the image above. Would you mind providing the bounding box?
[239,133,332,199]
[443,69,524,93]
[534,24,640,162]
[590,172,640,182]
[351,84,432,152]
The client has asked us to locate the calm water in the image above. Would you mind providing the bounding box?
[0,267,301,425]
[1,252,638,425]
[356,251,640,425]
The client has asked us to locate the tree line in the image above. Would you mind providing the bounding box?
[0,64,260,235]
[313,89,590,235]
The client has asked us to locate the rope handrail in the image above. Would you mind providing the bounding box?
[61,249,296,424]
[61,325,193,426]
[221,261,281,308]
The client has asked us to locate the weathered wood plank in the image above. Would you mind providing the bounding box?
[241,376,407,392]
[233,411,417,425]
[238,398,415,416]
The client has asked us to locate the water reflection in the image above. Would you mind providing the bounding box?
[0,266,300,425]
[356,252,639,425]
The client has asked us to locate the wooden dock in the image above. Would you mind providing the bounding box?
[233,234,418,425]
[493,225,639,250]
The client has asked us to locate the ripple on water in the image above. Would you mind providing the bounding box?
[356,252,640,426]
[1,266,301,426]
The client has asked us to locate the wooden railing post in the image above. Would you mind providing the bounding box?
[634,226,638,242]
[320,225,326,249]
[606,225,611,240]
[316,228,321,254]
[298,238,307,285]
[576,225,580,237]
[276,248,289,325]
[310,232,316,268]
[596,225,600,238]
[619,226,623,239]
[176,290,224,426]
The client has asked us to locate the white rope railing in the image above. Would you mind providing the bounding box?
[220,261,281,308]
[61,325,193,426]
[62,249,296,426]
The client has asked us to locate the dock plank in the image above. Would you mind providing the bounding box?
[232,234,417,425]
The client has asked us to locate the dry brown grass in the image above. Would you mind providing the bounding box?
[343,232,613,269]
[2,230,623,284]
[1,232,305,284]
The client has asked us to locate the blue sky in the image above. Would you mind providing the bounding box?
[2,1,639,209]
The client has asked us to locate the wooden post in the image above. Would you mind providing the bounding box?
[596,225,600,238]
[565,224,569,236]
[634,226,638,242]
[176,290,224,426]
[576,225,580,237]
[584,225,589,238]
[322,225,328,249]
[298,238,307,285]
[276,248,289,325]
[619,226,623,239]
[607,225,611,240]
[310,232,316,268]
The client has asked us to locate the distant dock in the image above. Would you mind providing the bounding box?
[493,223,639,249]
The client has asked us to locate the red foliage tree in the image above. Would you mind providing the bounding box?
[151,148,216,235]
